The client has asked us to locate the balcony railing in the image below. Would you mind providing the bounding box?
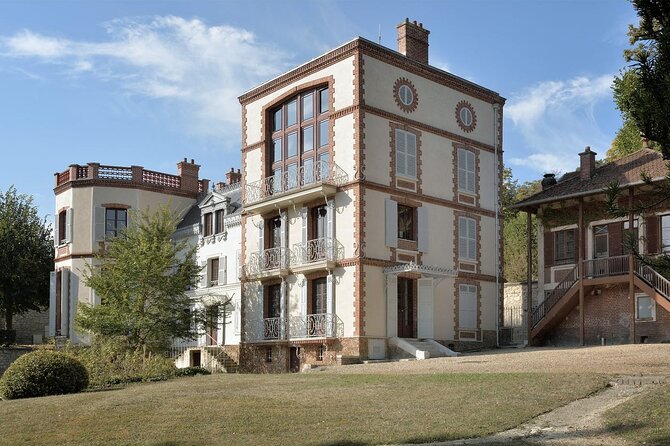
[245,247,291,277]
[244,160,348,206]
[584,255,629,278]
[245,314,343,342]
[292,237,344,266]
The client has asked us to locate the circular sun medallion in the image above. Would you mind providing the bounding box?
[393,78,418,113]
[455,100,477,133]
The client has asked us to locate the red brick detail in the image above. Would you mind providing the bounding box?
[393,77,418,113]
[455,100,477,133]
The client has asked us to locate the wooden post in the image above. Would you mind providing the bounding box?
[629,188,636,344]
[578,198,585,346]
[526,211,533,345]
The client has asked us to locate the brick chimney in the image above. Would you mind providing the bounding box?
[579,146,597,180]
[397,19,430,65]
[177,158,201,194]
[225,168,241,185]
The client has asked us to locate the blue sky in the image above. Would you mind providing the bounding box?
[0,0,637,218]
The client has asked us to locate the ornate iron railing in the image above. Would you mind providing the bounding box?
[244,160,348,205]
[531,265,578,328]
[584,255,629,278]
[245,247,291,276]
[288,313,344,339]
[292,237,344,265]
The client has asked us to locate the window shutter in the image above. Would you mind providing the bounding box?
[469,219,477,260]
[646,216,659,254]
[258,219,264,251]
[417,206,428,252]
[385,198,398,248]
[417,278,433,339]
[406,133,417,178]
[386,275,398,337]
[396,129,406,176]
[219,256,227,286]
[234,300,241,335]
[49,271,56,336]
[65,208,73,243]
[458,284,477,329]
[544,232,554,266]
[326,274,334,336]
[301,207,308,245]
[60,268,70,337]
[280,210,288,267]
[199,260,207,288]
[300,281,307,316]
[53,214,59,247]
[327,199,335,259]
[609,223,623,256]
[94,206,105,241]
[279,281,286,339]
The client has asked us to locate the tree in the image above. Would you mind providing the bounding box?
[0,187,53,335]
[606,117,660,161]
[503,168,542,282]
[77,206,205,353]
[612,0,670,157]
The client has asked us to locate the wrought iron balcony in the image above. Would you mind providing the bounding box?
[289,313,344,339]
[292,237,344,272]
[244,161,348,213]
[244,247,291,279]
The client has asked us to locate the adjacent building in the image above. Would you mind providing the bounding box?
[238,19,505,371]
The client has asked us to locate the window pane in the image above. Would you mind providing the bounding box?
[398,205,414,240]
[319,88,328,114]
[637,296,653,319]
[287,100,297,127]
[272,169,283,194]
[303,158,314,184]
[302,126,314,152]
[272,138,282,162]
[319,120,329,147]
[319,153,329,180]
[302,93,313,121]
[287,163,298,189]
[407,154,416,178]
[287,132,298,158]
[272,109,282,132]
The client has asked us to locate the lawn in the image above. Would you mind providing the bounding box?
[605,383,670,446]
[0,372,606,446]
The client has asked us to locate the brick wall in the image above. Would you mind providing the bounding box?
[544,284,670,346]
[1,310,48,344]
[0,347,33,376]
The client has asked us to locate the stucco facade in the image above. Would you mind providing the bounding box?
[238,20,505,371]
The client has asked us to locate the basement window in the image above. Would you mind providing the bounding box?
[265,347,273,363]
[635,295,655,321]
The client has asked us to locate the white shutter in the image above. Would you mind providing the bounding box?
[53,214,59,247]
[326,274,335,337]
[385,199,398,247]
[219,256,227,285]
[234,300,240,335]
[417,206,428,253]
[417,278,434,338]
[258,219,264,252]
[279,281,286,339]
[459,284,477,329]
[327,199,335,259]
[196,302,206,346]
[65,208,73,243]
[94,206,105,241]
[199,260,207,288]
[300,281,307,338]
[217,307,225,345]
[386,274,398,337]
[48,271,56,336]
[469,219,477,260]
[396,129,406,176]
[301,207,308,244]
[280,210,288,268]
[60,268,70,337]
[407,133,417,178]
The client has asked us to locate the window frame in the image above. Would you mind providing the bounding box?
[661,215,670,253]
[105,208,128,238]
[395,129,417,179]
[635,294,656,321]
[554,229,576,264]
[593,224,609,259]
[215,209,225,234]
[203,212,213,237]
[397,205,415,241]
[209,257,219,287]
[458,216,477,261]
[458,283,478,330]
[58,210,67,244]
[457,148,476,194]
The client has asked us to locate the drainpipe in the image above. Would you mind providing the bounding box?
[493,103,501,348]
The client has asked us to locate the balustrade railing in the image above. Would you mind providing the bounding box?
[288,313,343,338]
[531,264,578,328]
[635,259,670,299]
[245,247,291,276]
[584,255,629,278]
[244,160,348,205]
[143,169,181,188]
[293,237,344,265]
[98,165,133,181]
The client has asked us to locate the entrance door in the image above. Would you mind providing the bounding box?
[397,278,415,338]
[290,347,300,373]
[206,306,219,345]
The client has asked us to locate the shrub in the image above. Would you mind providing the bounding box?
[175,366,211,377]
[0,329,16,346]
[0,350,88,399]
[65,337,177,388]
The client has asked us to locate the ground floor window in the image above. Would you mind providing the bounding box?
[459,284,477,330]
[636,294,655,321]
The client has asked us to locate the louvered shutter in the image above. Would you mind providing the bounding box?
[646,216,659,254]
[386,275,398,337]
[326,274,335,336]
[49,271,56,336]
[53,214,59,247]
[219,256,227,285]
[417,206,428,253]
[406,133,417,178]
[65,208,73,243]
[417,278,433,338]
[327,199,335,258]
[60,268,70,337]
[199,260,207,288]
[385,199,398,247]
[94,206,105,241]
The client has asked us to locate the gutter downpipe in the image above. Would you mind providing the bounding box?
[494,103,501,348]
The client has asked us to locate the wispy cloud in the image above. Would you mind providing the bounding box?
[0,16,294,145]
[506,74,614,175]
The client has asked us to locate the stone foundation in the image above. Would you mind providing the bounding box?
[0,347,33,376]
[1,310,48,345]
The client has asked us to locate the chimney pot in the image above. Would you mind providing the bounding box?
[541,173,557,190]
[397,18,430,65]
[579,146,597,180]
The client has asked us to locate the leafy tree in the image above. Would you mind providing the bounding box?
[606,117,660,161]
[77,206,205,353]
[503,168,542,282]
[0,187,53,334]
[612,0,670,157]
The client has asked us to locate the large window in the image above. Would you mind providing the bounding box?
[593,225,608,258]
[636,295,655,321]
[395,129,417,179]
[458,216,477,261]
[203,212,213,237]
[269,87,330,191]
[458,148,475,194]
[58,210,67,244]
[662,215,670,252]
[215,209,225,234]
[554,229,575,263]
[209,257,219,287]
[312,277,327,315]
[105,208,127,237]
[397,205,415,240]
[459,284,477,330]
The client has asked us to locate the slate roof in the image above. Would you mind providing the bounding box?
[176,183,242,230]
[513,149,668,210]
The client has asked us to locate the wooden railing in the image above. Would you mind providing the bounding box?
[531,265,578,328]
[584,255,629,278]
[635,259,670,300]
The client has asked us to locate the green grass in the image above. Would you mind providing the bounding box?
[605,383,670,446]
[0,372,606,446]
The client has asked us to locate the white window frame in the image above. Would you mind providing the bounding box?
[395,129,417,179]
[458,216,477,261]
[635,294,656,321]
[661,215,670,253]
[399,85,413,106]
[457,148,476,194]
[458,284,477,330]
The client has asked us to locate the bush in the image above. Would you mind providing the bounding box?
[65,337,177,388]
[0,329,16,346]
[175,366,211,377]
[0,350,88,399]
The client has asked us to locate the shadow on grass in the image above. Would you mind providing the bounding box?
[607,420,670,446]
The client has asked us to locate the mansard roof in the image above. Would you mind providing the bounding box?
[176,183,242,230]
[513,149,668,211]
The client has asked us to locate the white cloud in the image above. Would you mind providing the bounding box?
[0,16,294,145]
[506,74,614,175]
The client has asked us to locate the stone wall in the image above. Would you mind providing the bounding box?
[503,282,538,326]
[0,347,33,376]
[0,310,48,345]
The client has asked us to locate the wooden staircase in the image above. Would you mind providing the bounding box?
[530,255,670,343]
